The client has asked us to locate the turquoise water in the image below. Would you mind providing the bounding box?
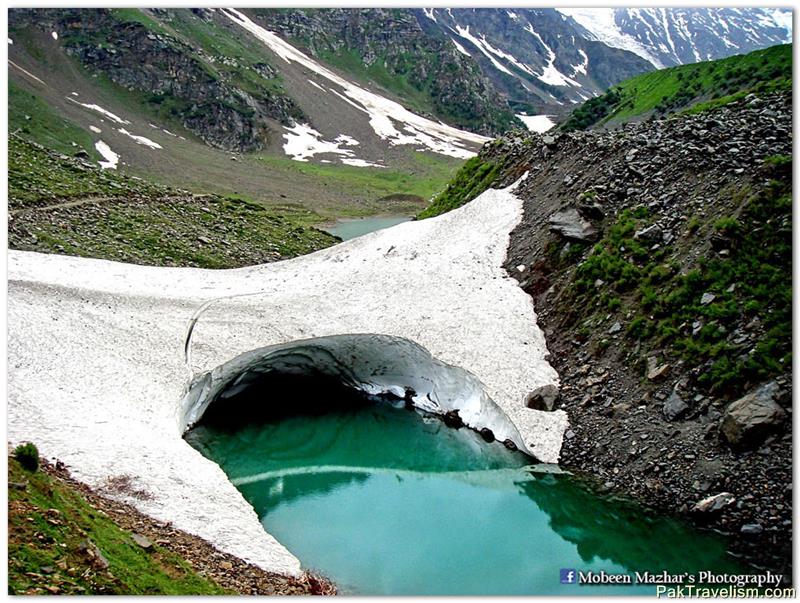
[186,403,742,595]
[324,216,411,240]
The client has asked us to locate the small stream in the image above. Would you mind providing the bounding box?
[186,401,743,595]
[323,215,411,241]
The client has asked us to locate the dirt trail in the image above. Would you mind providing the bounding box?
[9,196,116,216]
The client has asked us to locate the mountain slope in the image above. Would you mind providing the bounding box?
[559,8,792,68]
[8,8,466,215]
[560,43,791,131]
[252,8,521,135]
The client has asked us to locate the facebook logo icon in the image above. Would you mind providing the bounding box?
[560,569,577,584]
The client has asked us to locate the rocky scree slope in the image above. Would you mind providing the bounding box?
[454,93,791,574]
[10,8,302,152]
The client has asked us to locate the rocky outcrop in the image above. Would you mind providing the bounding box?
[10,8,303,152]
[720,381,787,449]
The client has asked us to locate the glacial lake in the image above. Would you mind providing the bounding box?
[323,215,411,241]
[186,402,743,595]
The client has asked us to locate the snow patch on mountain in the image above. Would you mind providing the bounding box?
[118,128,162,149]
[516,114,555,133]
[341,157,385,168]
[454,25,514,76]
[282,123,357,162]
[223,8,486,159]
[95,141,119,169]
[66,98,131,125]
[571,49,589,76]
[524,23,579,87]
[451,37,471,57]
[558,7,792,68]
[557,8,664,68]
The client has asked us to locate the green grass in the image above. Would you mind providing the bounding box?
[14,196,337,268]
[318,47,437,118]
[9,136,338,268]
[564,156,791,396]
[417,155,500,219]
[562,43,791,130]
[256,152,460,210]
[9,82,99,159]
[8,456,227,595]
[110,8,171,36]
[8,136,165,209]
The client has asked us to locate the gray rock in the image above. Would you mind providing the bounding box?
[608,322,622,334]
[663,390,688,421]
[693,492,736,513]
[132,533,153,549]
[634,224,664,244]
[740,523,764,535]
[700,292,716,305]
[526,384,560,411]
[720,381,786,449]
[548,208,598,242]
[647,361,670,381]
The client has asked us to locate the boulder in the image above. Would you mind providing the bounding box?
[131,533,153,550]
[720,381,786,449]
[548,208,598,242]
[647,358,670,381]
[634,224,664,244]
[693,492,735,513]
[526,384,560,411]
[663,390,688,421]
[740,523,764,536]
[442,409,464,429]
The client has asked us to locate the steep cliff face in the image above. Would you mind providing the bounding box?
[252,8,520,135]
[10,8,303,152]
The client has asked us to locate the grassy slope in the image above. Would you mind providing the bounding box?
[9,81,100,160]
[8,457,227,595]
[561,44,791,131]
[561,155,791,397]
[9,136,338,268]
[8,136,163,210]
[416,155,500,219]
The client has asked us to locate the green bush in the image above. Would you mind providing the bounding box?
[14,442,39,472]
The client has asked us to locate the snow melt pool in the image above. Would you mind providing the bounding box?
[186,389,743,596]
[324,215,411,241]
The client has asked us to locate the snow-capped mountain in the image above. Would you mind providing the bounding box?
[413,7,792,115]
[415,8,652,109]
[557,8,792,68]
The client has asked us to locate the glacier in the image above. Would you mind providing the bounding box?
[7,176,565,576]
